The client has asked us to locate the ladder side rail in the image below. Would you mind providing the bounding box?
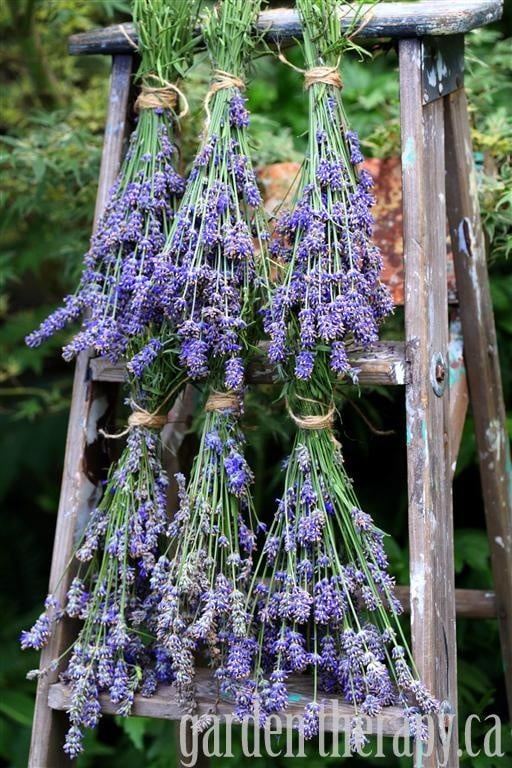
[445,87,512,714]
[400,36,459,768]
[29,53,134,768]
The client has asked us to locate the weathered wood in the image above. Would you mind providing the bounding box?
[400,38,458,767]
[396,587,496,619]
[28,55,133,768]
[48,669,410,736]
[68,2,503,55]
[89,341,408,387]
[445,87,512,714]
[448,310,470,475]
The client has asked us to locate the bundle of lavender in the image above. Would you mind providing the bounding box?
[227,0,438,744]
[149,0,270,709]
[26,0,199,364]
[21,0,199,756]
[21,350,187,758]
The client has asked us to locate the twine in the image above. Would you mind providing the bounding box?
[99,400,168,439]
[204,69,246,126]
[286,402,335,431]
[135,74,189,118]
[277,51,343,91]
[304,65,343,90]
[118,24,138,50]
[204,391,240,413]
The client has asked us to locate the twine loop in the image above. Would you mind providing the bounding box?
[135,74,189,118]
[204,391,240,413]
[277,51,343,91]
[100,400,167,439]
[286,402,335,431]
[204,69,245,126]
[304,65,343,91]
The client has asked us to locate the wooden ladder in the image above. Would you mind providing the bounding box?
[29,3,511,767]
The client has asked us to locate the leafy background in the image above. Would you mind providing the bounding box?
[0,1,511,765]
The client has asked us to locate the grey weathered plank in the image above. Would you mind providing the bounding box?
[445,87,512,713]
[28,55,133,768]
[395,587,496,619]
[399,38,459,767]
[48,669,409,736]
[89,341,409,387]
[68,1,503,55]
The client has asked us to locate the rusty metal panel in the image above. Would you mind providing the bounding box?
[422,35,464,104]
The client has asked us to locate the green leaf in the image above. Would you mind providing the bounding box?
[454,529,490,574]
[0,690,34,727]
[115,716,147,751]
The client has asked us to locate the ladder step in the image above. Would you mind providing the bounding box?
[68,2,503,55]
[47,591,496,726]
[396,587,496,618]
[47,669,408,736]
[89,341,408,387]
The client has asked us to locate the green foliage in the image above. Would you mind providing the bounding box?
[0,2,510,766]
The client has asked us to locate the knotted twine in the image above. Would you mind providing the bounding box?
[204,69,246,127]
[277,51,343,91]
[134,73,189,118]
[204,391,240,414]
[286,397,341,450]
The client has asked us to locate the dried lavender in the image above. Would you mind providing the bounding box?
[231,413,439,744]
[264,0,393,384]
[26,0,200,364]
[21,350,185,757]
[151,389,260,709]
[153,0,271,391]
[230,0,437,744]
[149,0,269,711]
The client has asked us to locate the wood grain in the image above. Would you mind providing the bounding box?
[445,87,512,715]
[89,341,409,387]
[28,55,133,768]
[399,38,459,767]
[68,2,503,55]
[48,669,410,737]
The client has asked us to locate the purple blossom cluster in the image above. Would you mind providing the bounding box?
[152,90,270,391]
[228,435,438,743]
[21,424,173,754]
[149,399,260,708]
[26,110,185,369]
[264,97,393,382]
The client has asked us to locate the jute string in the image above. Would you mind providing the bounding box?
[204,69,245,127]
[204,391,240,413]
[286,396,341,449]
[99,380,185,439]
[134,74,189,118]
[277,51,343,91]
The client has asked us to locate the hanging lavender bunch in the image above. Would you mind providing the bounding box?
[263,0,393,384]
[26,0,200,364]
[21,351,184,758]
[153,0,271,391]
[228,0,438,744]
[230,410,439,744]
[151,388,260,711]
[149,0,270,710]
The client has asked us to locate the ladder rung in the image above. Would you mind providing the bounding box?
[68,2,503,56]
[396,587,496,619]
[47,669,408,735]
[89,341,408,387]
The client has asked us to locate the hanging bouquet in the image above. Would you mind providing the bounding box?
[227,0,439,745]
[26,0,200,365]
[149,0,271,711]
[21,0,199,756]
